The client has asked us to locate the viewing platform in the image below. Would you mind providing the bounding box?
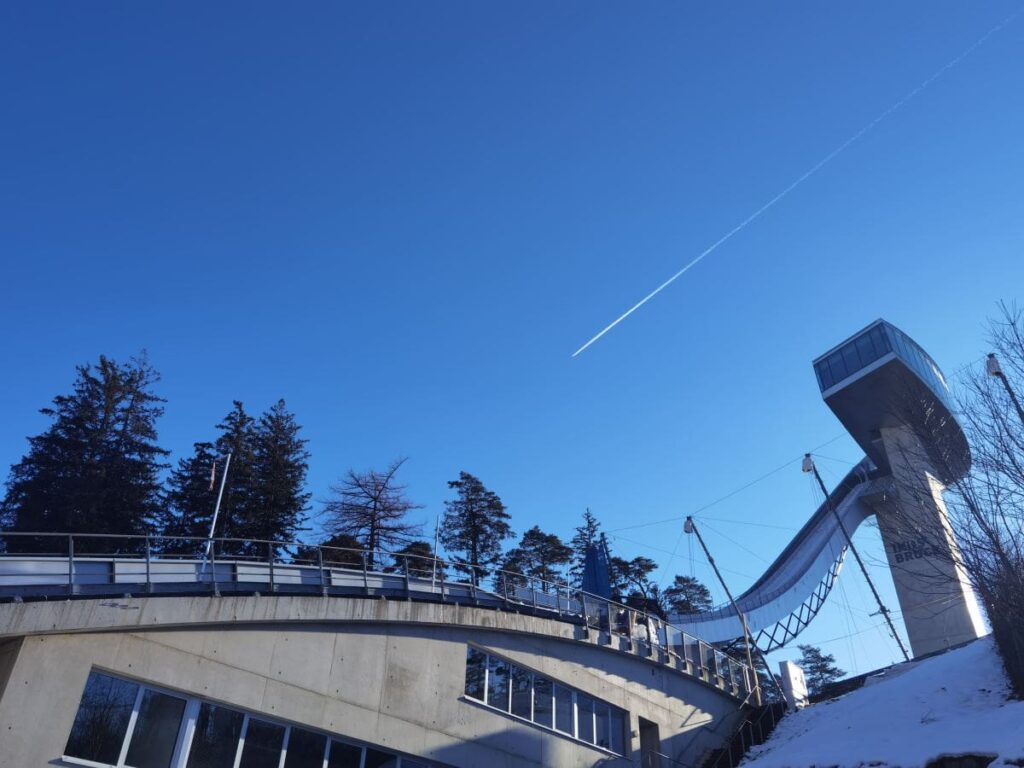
[0,531,755,703]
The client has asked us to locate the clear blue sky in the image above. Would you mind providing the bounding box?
[2,2,1023,677]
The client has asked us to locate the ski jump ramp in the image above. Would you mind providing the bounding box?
[674,320,986,657]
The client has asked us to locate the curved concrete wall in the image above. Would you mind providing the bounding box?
[0,595,744,767]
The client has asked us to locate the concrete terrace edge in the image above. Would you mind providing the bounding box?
[0,594,742,705]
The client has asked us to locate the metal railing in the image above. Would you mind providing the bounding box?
[0,531,755,700]
[702,700,788,768]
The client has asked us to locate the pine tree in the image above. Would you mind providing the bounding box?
[664,575,714,614]
[797,644,846,695]
[251,400,310,552]
[568,508,602,586]
[322,458,422,569]
[156,441,218,554]
[1,355,168,553]
[295,533,364,569]
[209,401,257,555]
[609,554,659,603]
[497,526,571,593]
[384,540,443,579]
[440,471,513,585]
[161,400,310,558]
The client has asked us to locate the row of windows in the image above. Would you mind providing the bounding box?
[463,647,627,755]
[814,322,954,413]
[814,323,892,392]
[64,670,434,768]
[887,324,953,411]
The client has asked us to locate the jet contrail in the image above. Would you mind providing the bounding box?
[571,8,1022,358]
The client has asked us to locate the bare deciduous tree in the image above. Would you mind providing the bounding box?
[322,458,423,570]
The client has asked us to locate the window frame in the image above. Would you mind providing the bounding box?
[461,646,628,756]
[62,671,191,768]
[64,669,430,768]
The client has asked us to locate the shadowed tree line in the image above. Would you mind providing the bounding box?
[0,353,715,614]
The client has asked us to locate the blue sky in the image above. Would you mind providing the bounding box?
[2,3,1023,676]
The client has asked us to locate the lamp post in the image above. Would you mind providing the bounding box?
[685,516,771,705]
[802,454,911,662]
[203,452,232,564]
[986,353,1024,427]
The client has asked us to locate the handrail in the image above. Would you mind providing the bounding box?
[0,530,755,700]
[702,700,788,768]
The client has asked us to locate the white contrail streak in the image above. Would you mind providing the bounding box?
[571,8,1022,358]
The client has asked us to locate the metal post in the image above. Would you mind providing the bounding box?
[803,454,911,662]
[988,353,1024,427]
[210,545,219,597]
[403,555,411,599]
[318,546,327,597]
[145,535,152,594]
[67,534,74,596]
[431,514,440,588]
[685,517,770,704]
[439,556,446,602]
[268,542,275,593]
[361,551,369,595]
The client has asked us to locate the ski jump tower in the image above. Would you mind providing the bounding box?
[676,319,986,658]
[812,319,985,657]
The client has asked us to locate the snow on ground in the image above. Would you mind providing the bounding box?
[744,637,1024,767]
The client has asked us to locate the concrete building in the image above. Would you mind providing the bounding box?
[0,552,752,767]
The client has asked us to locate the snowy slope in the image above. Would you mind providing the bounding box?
[744,637,1024,767]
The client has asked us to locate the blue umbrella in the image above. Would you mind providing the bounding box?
[580,543,611,599]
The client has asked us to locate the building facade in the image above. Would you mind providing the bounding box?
[0,566,750,767]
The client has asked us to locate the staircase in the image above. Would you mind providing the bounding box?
[699,701,787,768]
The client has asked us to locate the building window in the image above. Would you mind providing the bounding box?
[238,717,286,768]
[464,647,487,701]
[532,675,554,728]
[327,740,362,768]
[64,672,142,765]
[486,656,511,711]
[124,689,188,768]
[510,665,532,720]
[576,695,595,743]
[462,647,628,755]
[364,749,400,768]
[187,702,245,767]
[283,728,327,768]
[63,670,437,768]
[553,685,573,735]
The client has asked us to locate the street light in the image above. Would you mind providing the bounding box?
[986,353,1024,427]
[803,454,911,662]
[685,516,769,705]
[203,452,232,563]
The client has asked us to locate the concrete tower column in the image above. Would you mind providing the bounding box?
[866,425,986,657]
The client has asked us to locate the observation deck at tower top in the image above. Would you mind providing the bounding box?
[812,318,970,483]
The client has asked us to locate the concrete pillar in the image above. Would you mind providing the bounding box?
[778,660,808,709]
[867,426,986,658]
